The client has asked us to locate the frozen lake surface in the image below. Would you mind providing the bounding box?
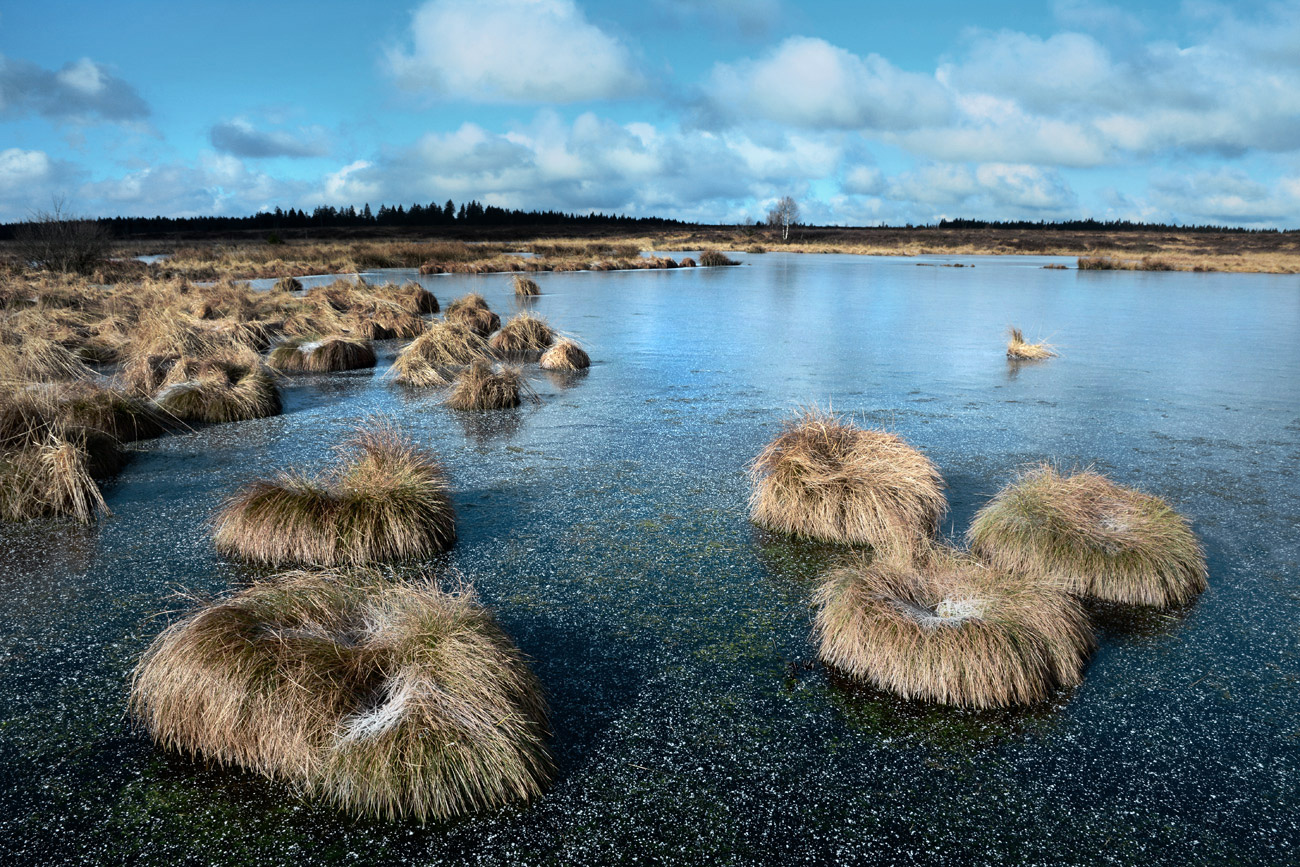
[2,252,1298,864]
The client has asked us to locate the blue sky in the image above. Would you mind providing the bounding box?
[3,0,1299,226]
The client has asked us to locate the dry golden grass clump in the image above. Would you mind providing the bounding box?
[698,250,739,267]
[488,313,555,358]
[0,331,99,382]
[679,257,697,267]
[446,360,534,411]
[273,276,303,293]
[1006,327,1058,360]
[513,275,541,297]
[213,425,455,566]
[129,571,552,822]
[268,336,377,373]
[749,409,947,550]
[0,431,111,523]
[152,353,281,424]
[968,464,1207,608]
[814,547,1094,708]
[538,338,590,372]
[389,321,490,387]
[444,294,501,337]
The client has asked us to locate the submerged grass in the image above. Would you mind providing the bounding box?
[129,571,552,823]
[968,464,1207,607]
[213,424,456,566]
[749,408,947,551]
[814,546,1095,708]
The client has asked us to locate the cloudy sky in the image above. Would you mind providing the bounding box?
[3,0,1299,226]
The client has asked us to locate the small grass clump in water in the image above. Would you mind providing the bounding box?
[968,464,1207,608]
[1006,327,1057,360]
[814,547,1094,708]
[268,336,377,373]
[539,338,590,371]
[214,424,455,566]
[749,408,946,551]
[489,313,555,358]
[129,571,552,823]
[446,360,535,411]
[389,321,490,387]
[152,352,281,423]
[698,250,738,267]
[445,293,501,337]
[513,275,540,297]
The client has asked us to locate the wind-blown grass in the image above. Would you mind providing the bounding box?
[814,547,1094,708]
[213,424,455,566]
[268,336,377,373]
[129,571,552,822]
[749,408,946,551]
[1006,327,1057,360]
[968,464,1207,607]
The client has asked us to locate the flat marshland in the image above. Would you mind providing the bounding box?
[1,250,1298,863]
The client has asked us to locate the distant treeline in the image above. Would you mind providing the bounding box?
[933,218,1279,233]
[0,203,1285,238]
[0,200,687,239]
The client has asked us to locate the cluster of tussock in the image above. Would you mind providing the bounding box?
[268,336,377,373]
[512,275,540,297]
[968,464,1207,607]
[698,250,739,267]
[1078,256,1178,272]
[749,408,947,551]
[389,321,490,387]
[152,352,281,424]
[444,294,501,337]
[538,338,590,372]
[489,313,555,358]
[129,571,552,822]
[814,547,1094,708]
[1006,327,1057,360]
[214,425,455,566]
[446,360,535,411]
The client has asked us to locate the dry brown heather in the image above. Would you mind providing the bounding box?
[389,320,490,387]
[968,464,1207,608]
[446,360,534,411]
[214,425,456,566]
[268,336,377,373]
[539,338,590,372]
[489,312,555,358]
[814,547,1095,708]
[129,571,552,823]
[1006,327,1058,360]
[749,408,947,551]
[513,275,541,296]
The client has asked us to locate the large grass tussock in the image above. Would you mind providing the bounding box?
[213,424,456,566]
[268,336,377,373]
[539,339,590,371]
[749,409,946,550]
[389,321,490,387]
[968,464,1207,607]
[444,293,500,337]
[488,313,555,358]
[130,572,552,822]
[814,548,1094,708]
[446,360,534,411]
[152,354,281,423]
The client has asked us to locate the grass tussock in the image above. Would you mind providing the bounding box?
[269,336,377,373]
[698,250,739,267]
[749,408,947,551]
[152,353,281,424]
[488,313,555,358]
[0,430,111,523]
[214,424,455,566]
[512,275,540,297]
[814,547,1094,708]
[444,294,501,337]
[538,338,590,371]
[445,360,534,411]
[129,571,551,822]
[389,321,490,387]
[968,464,1207,607]
[1006,327,1057,360]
